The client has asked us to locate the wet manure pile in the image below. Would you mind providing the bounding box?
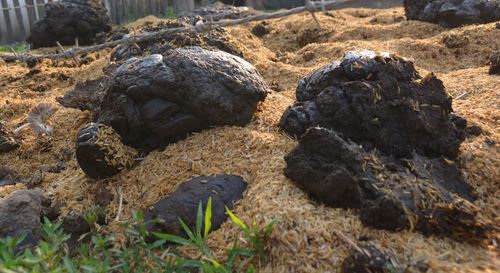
[281,51,496,271]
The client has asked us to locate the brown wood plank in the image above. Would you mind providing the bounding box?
[0,0,15,42]
[174,0,194,15]
[159,0,167,16]
[25,0,37,27]
[109,0,116,23]
[12,0,27,40]
[115,0,122,23]
[138,0,143,19]
[35,0,46,19]
[128,0,133,20]
[146,0,152,16]
[120,0,126,23]
[123,0,128,21]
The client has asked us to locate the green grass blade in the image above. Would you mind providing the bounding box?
[63,257,77,273]
[225,207,248,230]
[152,233,191,245]
[179,218,196,242]
[204,198,213,239]
[209,259,223,269]
[196,201,203,240]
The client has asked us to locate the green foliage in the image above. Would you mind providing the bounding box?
[164,7,176,19]
[154,198,275,273]
[0,199,275,273]
[84,206,103,228]
[226,208,275,263]
[0,44,27,53]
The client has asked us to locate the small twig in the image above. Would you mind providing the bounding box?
[9,46,27,67]
[6,82,38,88]
[454,92,468,100]
[13,124,31,134]
[333,230,364,254]
[306,0,322,28]
[55,41,66,54]
[114,187,124,222]
[56,41,80,66]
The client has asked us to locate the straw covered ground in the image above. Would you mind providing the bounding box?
[0,6,499,273]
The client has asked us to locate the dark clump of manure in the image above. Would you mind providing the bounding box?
[110,22,244,62]
[0,189,43,252]
[280,50,466,159]
[178,1,258,23]
[252,21,271,37]
[61,47,268,179]
[110,2,254,62]
[0,122,19,154]
[404,0,500,28]
[281,51,493,242]
[489,51,500,75]
[341,244,430,273]
[27,0,112,48]
[143,175,247,239]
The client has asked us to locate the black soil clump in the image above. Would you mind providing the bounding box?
[65,47,268,178]
[110,21,243,62]
[280,50,465,159]
[0,166,18,187]
[341,245,392,273]
[489,51,500,75]
[404,0,500,28]
[75,123,136,179]
[285,128,485,240]
[57,76,110,113]
[0,122,19,153]
[0,189,43,252]
[252,21,271,37]
[178,1,257,23]
[281,51,490,241]
[27,0,112,49]
[341,245,429,273]
[100,48,267,150]
[110,3,252,62]
[143,175,247,238]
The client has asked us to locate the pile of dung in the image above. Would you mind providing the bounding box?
[403,0,500,28]
[110,19,243,61]
[0,6,499,273]
[178,1,259,24]
[27,0,112,48]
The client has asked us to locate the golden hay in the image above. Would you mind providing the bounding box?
[0,7,499,273]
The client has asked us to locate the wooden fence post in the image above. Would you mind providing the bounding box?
[25,0,37,25]
[12,0,27,41]
[35,0,46,19]
[173,0,194,15]
[0,0,15,43]
[246,0,265,9]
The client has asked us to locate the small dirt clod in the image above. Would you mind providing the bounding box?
[143,175,247,238]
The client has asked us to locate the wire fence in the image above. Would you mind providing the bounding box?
[0,0,356,63]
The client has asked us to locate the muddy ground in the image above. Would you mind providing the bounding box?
[0,7,499,273]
